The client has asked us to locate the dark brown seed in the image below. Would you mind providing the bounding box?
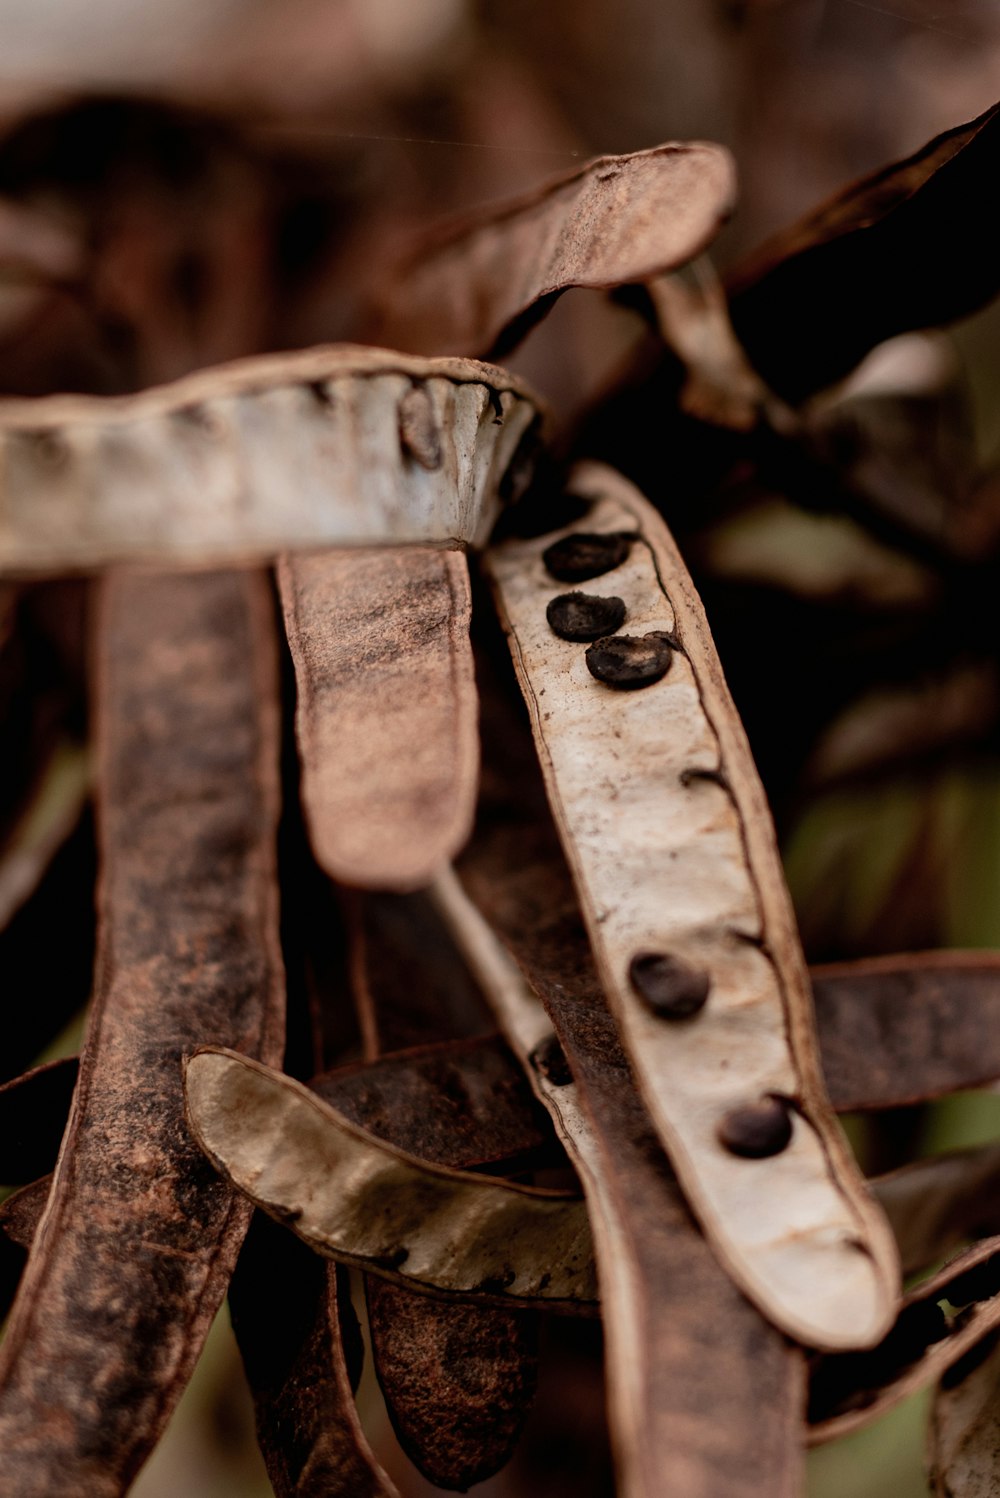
[542,531,632,582]
[546,592,627,643]
[718,1098,793,1159]
[530,1035,574,1087]
[585,632,673,690]
[629,953,710,1019]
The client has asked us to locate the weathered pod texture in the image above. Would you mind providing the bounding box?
[811,952,1000,1110]
[0,345,542,574]
[185,1048,597,1310]
[728,99,1000,401]
[809,1238,1000,1444]
[0,569,285,1496]
[279,547,478,891]
[484,459,899,1351]
[373,142,736,359]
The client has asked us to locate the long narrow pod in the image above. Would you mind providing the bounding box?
[279,547,478,892]
[483,460,899,1350]
[0,569,285,1495]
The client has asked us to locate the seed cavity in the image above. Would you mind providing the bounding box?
[546,591,627,642]
[542,531,632,582]
[629,952,710,1018]
[531,1034,574,1086]
[585,632,672,689]
[718,1097,793,1159]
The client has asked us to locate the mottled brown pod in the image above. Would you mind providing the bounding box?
[0,345,542,573]
[0,569,285,1493]
[279,547,478,891]
[484,460,899,1350]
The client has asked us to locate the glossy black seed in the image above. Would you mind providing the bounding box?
[546,591,627,642]
[531,1035,574,1087]
[585,632,673,690]
[542,531,632,582]
[718,1097,793,1158]
[629,953,710,1018]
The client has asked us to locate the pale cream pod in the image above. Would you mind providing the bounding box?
[484,459,901,1351]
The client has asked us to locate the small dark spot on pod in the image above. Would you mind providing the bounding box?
[546,591,627,642]
[585,632,673,690]
[531,1034,574,1086]
[629,953,710,1018]
[542,531,632,582]
[718,1097,793,1158]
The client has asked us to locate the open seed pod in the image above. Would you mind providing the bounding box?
[0,345,544,573]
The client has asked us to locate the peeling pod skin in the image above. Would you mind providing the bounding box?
[483,459,900,1351]
[279,547,478,891]
[185,1048,597,1311]
[0,345,543,575]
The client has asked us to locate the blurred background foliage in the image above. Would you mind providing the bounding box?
[3,1,1000,1493]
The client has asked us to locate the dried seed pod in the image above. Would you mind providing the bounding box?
[873,1145,1000,1280]
[440,806,804,1498]
[185,1048,597,1311]
[372,142,736,358]
[812,952,1000,1110]
[0,346,542,574]
[279,547,478,891]
[230,1213,398,1498]
[728,100,1000,401]
[484,459,899,1350]
[342,892,545,1491]
[441,658,804,1498]
[0,569,285,1492]
[809,1238,1000,1444]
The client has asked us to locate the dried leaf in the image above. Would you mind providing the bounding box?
[0,569,285,1493]
[185,1047,597,1310]
[812,952,1000,1111]
[229,1213,398,1498]
[442,772,805,1498]
[0,346,543,574]
[279,547,478,891]
[873,1146,1000,1279]
[728,101,1000,401]
[372,143,736,359]
[0,1056,77,1183]
[929,1327,1000,1496]
[484,458,898,1350]
[810,1238,1000,1443]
